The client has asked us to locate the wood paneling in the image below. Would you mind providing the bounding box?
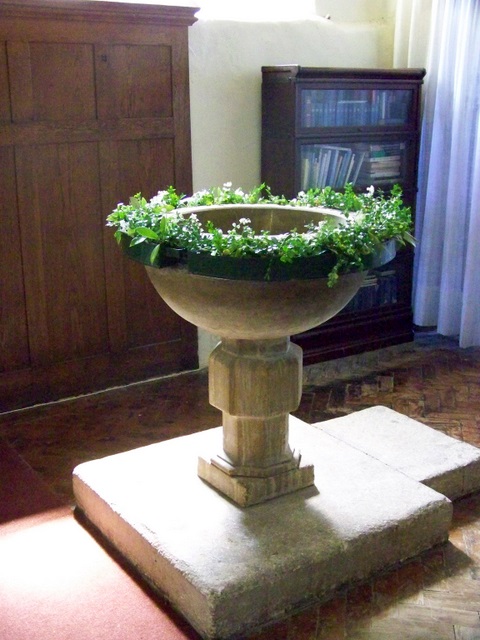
[0,43,11,121]
[95,44,173,119]
[0,147,30,372]
[0,1,198,411]
[29,42,97,121]
[16,143,107,364]
[109,137,178,350]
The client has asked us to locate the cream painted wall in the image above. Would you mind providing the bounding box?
[314,0,396,23]
[188,16,394,193]
[187,7,396,366]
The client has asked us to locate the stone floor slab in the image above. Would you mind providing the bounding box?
[73,415,452,640]
[315,405,480,499]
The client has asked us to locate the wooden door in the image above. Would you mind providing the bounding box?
[0,1,198,411]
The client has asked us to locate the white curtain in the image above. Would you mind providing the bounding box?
[407,0,480,347]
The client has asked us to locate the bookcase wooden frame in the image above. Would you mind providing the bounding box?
[261,66,426,364]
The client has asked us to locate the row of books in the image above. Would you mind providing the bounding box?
[301,142,405,190]
[301,145,366,190]
[356,142,405,184]
[301,89,411,128]
[342,270,398,314]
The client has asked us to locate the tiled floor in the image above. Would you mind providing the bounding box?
[2,333,480,639]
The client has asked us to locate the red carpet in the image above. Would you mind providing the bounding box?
[0,438,200,640]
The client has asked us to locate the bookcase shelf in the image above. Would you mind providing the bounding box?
[301,88,413,128]
[261,65,426,364]
[300,140,412,190]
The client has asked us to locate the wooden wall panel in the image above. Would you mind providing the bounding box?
[29,42,96,121]
[6,41,34,122]
[0,1,198,411]
[0,147,30,372]
[96,44,173,119]
[0,43,11,121]
[101,137,178,350]
[15,142,108,364]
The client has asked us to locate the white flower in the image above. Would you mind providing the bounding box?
[150,190,169,204]
[238,218,251,225]
[182,191,208,204]
[366,185,375,197]
[222,182,233,189]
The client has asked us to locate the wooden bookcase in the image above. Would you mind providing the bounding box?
[261,65,426,364]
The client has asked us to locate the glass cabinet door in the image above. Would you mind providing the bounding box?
[299,140,410,191]
[300,88,413,128]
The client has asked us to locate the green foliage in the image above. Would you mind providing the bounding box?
[106,182,415,286]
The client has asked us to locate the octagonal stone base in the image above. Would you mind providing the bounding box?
[197,452,314,507]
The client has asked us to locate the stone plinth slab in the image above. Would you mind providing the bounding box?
[73,415,452,640]
[316,405,480,499]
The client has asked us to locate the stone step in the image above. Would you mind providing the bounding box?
[316,405,480,500]
[73,413,454,639]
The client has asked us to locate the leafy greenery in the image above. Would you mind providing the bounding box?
[107,182,415,286]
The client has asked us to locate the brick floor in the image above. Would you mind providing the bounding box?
[2,333,480,639]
